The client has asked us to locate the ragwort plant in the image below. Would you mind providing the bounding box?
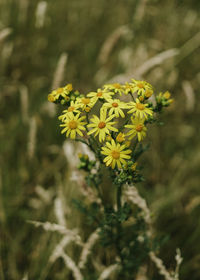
[47,79,181,280]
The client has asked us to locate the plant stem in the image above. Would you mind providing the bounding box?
[116,183,124,266]
[117,184,122,211]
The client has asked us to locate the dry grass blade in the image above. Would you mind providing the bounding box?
[52,52,68,90]
[98,25,130,65]
[176,31,200,65]
[27,220,82,245]
[49,235,76,263]
[54,181,68,227]
[19,84,29,124]
[35,1,48,28]
[149,252,174,280]
[182,80,195,112]
[78,228,100,269]
[123,185,151,226]
[54,196,67,227]
[136,265,148,280]
[98,264,119,280]
[108,49,179,83]
[134,49,179,76]
[174,249,183,280]
[27,116,37,160]
[134,0,147,23]
[60,250,83,280]
[0,28,12,43]
[21,273,28,280]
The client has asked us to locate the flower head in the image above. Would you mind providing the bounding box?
[131,79,153,97]
[48,87,68,103]
[101,139,132,169]
[76,97,95,111]
[125,117,147,141]
[128,98,153,119]
[60,112,86,139]
[87,109,118,142]
[58,101,81,121]
[103,83,124,95]
[116,132,126,143]
[102,98,128,118]
[123,82,136,95]
[156,91,174,106]
[87,88,114,104]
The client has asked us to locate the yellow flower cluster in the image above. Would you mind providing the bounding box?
[48,84,81,105]
[48,79,172,169]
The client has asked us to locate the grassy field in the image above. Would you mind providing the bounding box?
[0,0,200,279]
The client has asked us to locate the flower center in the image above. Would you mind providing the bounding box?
[82,98,90,105]
[57,88,64,93]
[136,124,143,132]
[68,120,77,129]
[137,83,144,89]
[98,121,106,129]
[97,92,103,97]
[136,103,145,110]
[113,83,121,89]
[111,150,120,159]
[85,106,91,112]
[68,106,75,112]
[112,102,118,107]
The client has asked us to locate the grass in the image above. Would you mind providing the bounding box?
[0,0,200,279]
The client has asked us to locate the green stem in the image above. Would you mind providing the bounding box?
[130,92,135,101]
[117,184,122,211]
[132,139,138,155]
[116,183,124,264]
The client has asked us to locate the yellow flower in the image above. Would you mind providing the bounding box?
[131,162,137,171]
[116,132,126,143]
[102,98,128,118]
[58,101,81,121]
[87,109,118,142]
[76,97,95,111]
[145,89,153,99]
[123,82,136,95]
[60,112,86,139]
[156,92,174,105]
[87,88,114,104]
[131,79,153,96]
[101,139,132,169]
[48,86,69,102]
[163,91,173,103]
[125,117,147,141]
[48,94,56,102]
[48,84,74,103]
[103,83,124,95]
[128,98,153,119]
[163,91,171,99]
[65,83,73,92]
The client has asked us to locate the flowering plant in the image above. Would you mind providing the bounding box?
[46,79,181,280]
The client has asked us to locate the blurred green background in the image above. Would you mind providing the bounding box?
[0,0,200,279]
